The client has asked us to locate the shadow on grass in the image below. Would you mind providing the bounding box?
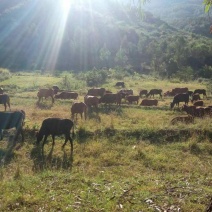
[97,105,123,115]
[30,143,73,172]
[36,101,54,110]
[0,142,15,166]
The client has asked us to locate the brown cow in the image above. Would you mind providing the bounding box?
[193,100,204,107]
[118,89,133,99]
[139,90,148,98]
[126,95,140,104]
[0,94,10,111]
[191,93,201,103]
[99,93,122,106]
[164,90,175,97]
[84,95,99,109]
[182,104,205,117]
[87,88,106,97]
[71,102,87,120]
[171,115,194,125]
[140,99,158,106]
[55,92,78,100]
[171,87,188,95]
[146,89,162,98]
[37,88,54,103]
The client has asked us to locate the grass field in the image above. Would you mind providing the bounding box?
[0,72,212,211]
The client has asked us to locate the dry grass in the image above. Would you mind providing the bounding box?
[0,72,211,211]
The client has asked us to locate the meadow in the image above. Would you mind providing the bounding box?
[0,72,212,211]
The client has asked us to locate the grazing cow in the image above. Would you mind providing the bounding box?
[36,118,74,152]
[139,90,148,98]
[99,93,122,106]
[182,104,205,117]
[191,93,201,103]
[55,92,78,100]
[52,85,60,94]
[170,93,189,109]
[37,88,54,104]
[84,95,99,109]
[172,87,188,95]
[146,89,162,98]
[87,88,106,97]
[140,99,158,106]
[71,102,87,120]
[115,81,125,88]
[193,89,207,98]
[0,110,25,142]
[105,90,113,94]
[126,95,140,104]
[171,115,194,125]
[118,89,133,99]
[193,100,204,107]
[0,94,10,111]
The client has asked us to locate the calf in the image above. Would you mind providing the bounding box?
[171,115,194,125]
[0,94,10,111]
[0,110,25,142]
[126,95,140,104]
[140,99,158,106]
[71,102,87,120]
[36,118,74,152]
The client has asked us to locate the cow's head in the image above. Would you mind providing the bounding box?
[35,131,43,145]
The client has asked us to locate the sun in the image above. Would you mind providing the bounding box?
[60,0,72,15]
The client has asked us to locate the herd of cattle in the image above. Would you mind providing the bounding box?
[0,85,211,151]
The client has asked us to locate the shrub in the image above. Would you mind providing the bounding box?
[0,68,11,82]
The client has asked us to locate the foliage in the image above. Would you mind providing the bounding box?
[0,68,11,82]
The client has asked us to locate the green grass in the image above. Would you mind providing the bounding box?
[0,72,211,211]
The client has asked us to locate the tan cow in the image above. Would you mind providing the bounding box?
[37,88,54,103]
[140,99,158,106]
[84,95,99,109]
[71,102,87,120]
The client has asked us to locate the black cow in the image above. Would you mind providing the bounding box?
[115,81,125,88]
[170,93,189,109]
[0,94,10,111]
[146,89,162,98]
[193,89,207,98]
[0,110,25,142]
[36,118,74,152]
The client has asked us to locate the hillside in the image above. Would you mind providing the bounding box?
[0,0,211,80]
[142,0,212,37]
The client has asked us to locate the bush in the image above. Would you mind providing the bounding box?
[85,69,108,87]
[0,68,11,82]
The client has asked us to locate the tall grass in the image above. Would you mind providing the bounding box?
[0,72,211,211]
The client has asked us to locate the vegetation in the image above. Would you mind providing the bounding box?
[0,72,211,211]
[0,0,211,80]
